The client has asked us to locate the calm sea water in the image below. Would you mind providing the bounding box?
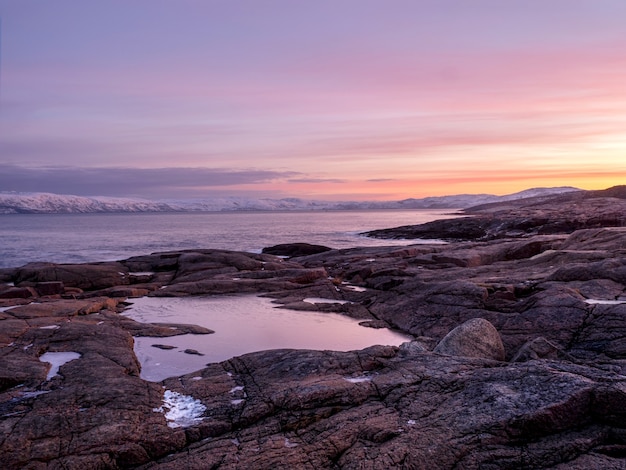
[0,209,458,269]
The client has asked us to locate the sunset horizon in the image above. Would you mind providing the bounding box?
[1,1,625,200]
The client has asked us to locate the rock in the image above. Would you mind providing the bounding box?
[5,297,120,319]
[511,336,573,362]
[13,262,130,290]
[0,286,37,299]
[364,187,626,241]
[262,243,333,257]
[34,281,65,296]
[398,340,430,356]
[434,318,506,361]
[152,344,177,350]
[184,349,204,356]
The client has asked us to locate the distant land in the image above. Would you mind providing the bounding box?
[0,187,579,214]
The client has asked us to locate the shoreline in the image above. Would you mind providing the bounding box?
[1,187,626,469]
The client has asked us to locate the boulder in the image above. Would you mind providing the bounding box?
[262,243,333,257]
[434,317,505,361]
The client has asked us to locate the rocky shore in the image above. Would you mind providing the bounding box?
[1,187,626,469]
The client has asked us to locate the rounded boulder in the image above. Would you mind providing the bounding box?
[433,317,505,361]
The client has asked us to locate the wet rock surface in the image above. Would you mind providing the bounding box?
[1,188,626,468]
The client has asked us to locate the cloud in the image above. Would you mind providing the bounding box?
[287,178,346,184]
[0,165,299,198]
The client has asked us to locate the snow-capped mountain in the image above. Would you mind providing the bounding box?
[0,192,175,214]
[0,187,580,214]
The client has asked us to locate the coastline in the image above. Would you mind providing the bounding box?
[1,187,626,469]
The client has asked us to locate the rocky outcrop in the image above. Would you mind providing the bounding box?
[1,198,626,468]
[433,317,505,360]
[365,185,626,241]
[13,261,131,290]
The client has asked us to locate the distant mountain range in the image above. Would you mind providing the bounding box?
[0,187,580,214]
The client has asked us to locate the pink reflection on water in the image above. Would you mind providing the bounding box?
[124,295,410,381]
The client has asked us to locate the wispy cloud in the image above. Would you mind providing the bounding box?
[0,165,299,198]
[287,178,346,184]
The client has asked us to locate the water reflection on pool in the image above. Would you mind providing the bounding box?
[124,295,411,381]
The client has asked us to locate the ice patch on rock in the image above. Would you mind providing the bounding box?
[230,386,244,394]
[231,399,244,405]
[153,390,206,428]
[343,285,367,292]
[303,297,352,305]
[344,375,372,383]
[20,390,51,399]
[284,438,299,448]
[39,351,81,380]
[585,299,626,305]
[39,325,60,330]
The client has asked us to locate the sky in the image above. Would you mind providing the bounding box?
[1,0,626,201]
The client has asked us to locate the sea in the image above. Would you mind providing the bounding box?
[0,209,459,269]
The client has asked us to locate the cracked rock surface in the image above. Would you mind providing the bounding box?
[1,188,626,469]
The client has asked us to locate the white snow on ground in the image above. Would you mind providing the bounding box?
[585,299,626,305]
[153,390,206,428]
[303,298,353,305]
[20,390,51,399]
[343,285,367,292]
[344,375,372,383]
[39,352,81,380]
[284,438,299,448]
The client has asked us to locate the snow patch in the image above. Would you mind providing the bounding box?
[21,390,51,399]
[343,285,367,292]
[153,390,206,428]
[344,375,372,383]
[284,438,299,448]
[231,399,244,405]
[303,297,352,305]
[39,325,60,330]
[39,351,81,380]
[585,299,626,305]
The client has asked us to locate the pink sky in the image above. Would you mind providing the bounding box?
[1,0,625,200]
